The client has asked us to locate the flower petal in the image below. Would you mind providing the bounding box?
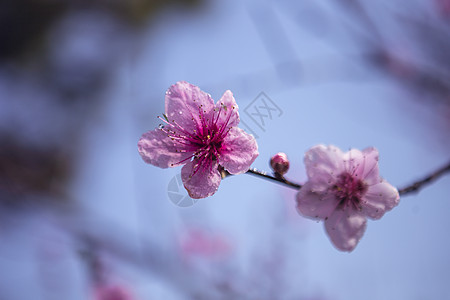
[296,182,339,220]
[138,129,193,168]
[218,127,258,174]
[304,145,345,191]
[165,81,215,134]
[324,208,367,252]
[344,147,380,185]
[181,159,221,199]
[361,180,400,219]
[213,90,240,131]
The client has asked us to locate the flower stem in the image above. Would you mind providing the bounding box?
[398,161,450,196]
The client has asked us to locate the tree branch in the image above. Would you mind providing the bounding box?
[244,168,302,189]
[398,161,450,196]
[241,161,450,197]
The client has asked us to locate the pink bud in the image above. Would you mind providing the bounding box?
[270,152,290,175]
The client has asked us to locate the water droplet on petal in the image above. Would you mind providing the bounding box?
[179,111,183,115]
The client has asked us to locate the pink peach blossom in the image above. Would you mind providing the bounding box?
[138,81,258,199]
[296,145,399,251]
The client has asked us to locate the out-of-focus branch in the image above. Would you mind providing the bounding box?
[67,218,220,299]
[398,161,450,196]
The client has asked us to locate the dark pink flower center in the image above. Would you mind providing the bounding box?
[332,172,367,210]
[159,102,235,175]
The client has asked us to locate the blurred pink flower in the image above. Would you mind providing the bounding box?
[435,0,450,16]
[296,145,399,251]
[179,228,232,259]
[93,284,134,300]
[138,81,258,199]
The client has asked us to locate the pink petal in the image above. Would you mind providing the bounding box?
[218,127,258,174]
[296,182,339,220]
[181,159,221,199]
[304,145,345,191]
[344,147,380,185]
[213,90,240,131]
[361,180,400,219]
[138,129,193,168]
[165,81,215,134]
[325,208,367,252]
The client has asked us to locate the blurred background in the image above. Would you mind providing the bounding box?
[0,0,449,299]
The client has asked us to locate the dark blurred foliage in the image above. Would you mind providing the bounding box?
[0,0,202,204]
[0,0,202,61]
[0,134,70,204]
[0,0,65,60]
[336,0,450,109]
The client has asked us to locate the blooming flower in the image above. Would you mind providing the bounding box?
[138,81,258,199]
[296,145,400,251]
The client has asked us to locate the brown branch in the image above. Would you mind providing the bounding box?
[242,168,302,189]
[240,161,450,197]
[398,161,450,196]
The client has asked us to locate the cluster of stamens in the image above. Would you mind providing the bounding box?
[158,100,235,178]
[332,172,368,210]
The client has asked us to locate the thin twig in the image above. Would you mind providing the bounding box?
[244,168,302,189]
[398,161,450,196]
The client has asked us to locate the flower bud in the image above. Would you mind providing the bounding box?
[270,152,290,175]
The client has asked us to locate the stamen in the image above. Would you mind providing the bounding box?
[171,154,195,166]
[215,105,234,140]
[197,105,209,135]
[211,105,223,129]
[333,172,368,210]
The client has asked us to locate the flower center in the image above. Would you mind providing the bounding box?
[158,101,234,175]
[194,123,223,161]
[332,172,367,210]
